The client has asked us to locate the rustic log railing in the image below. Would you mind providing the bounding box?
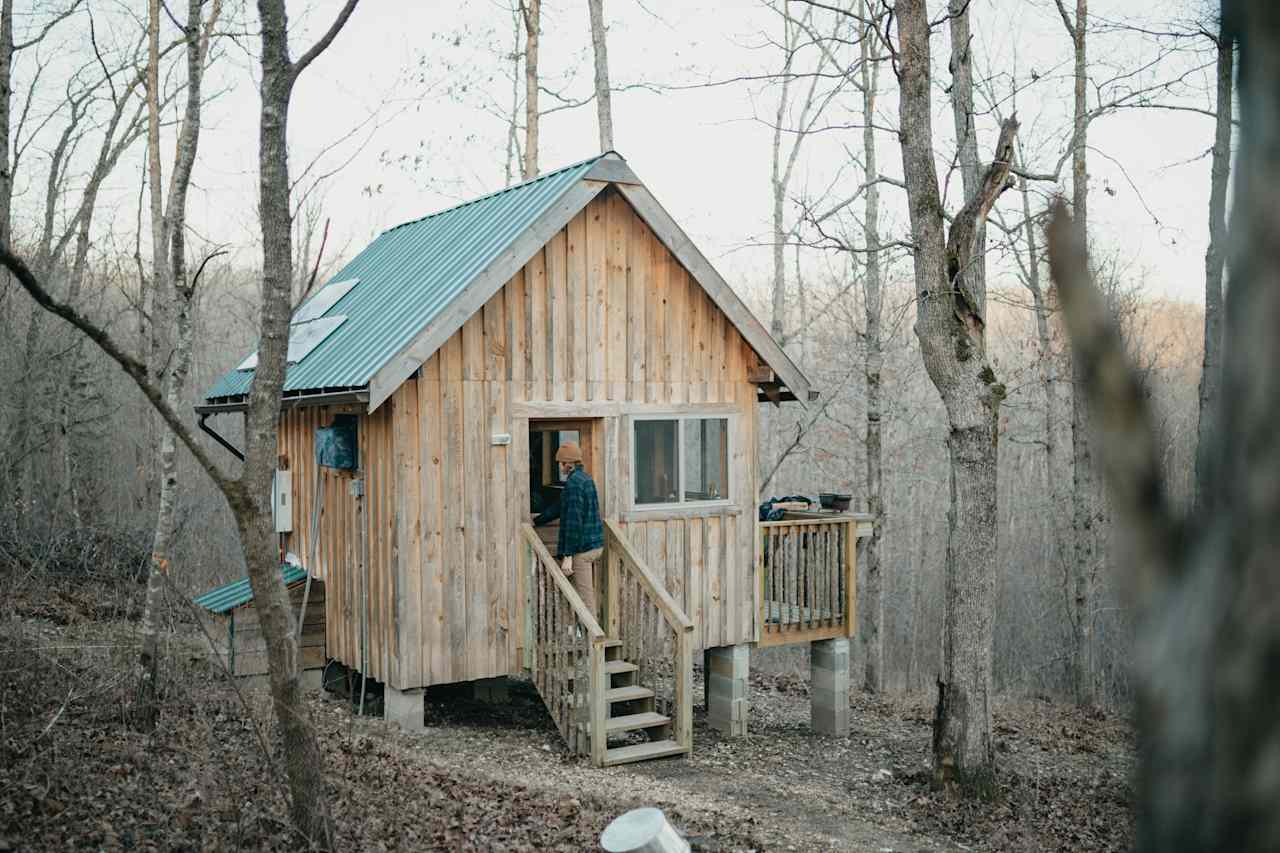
[603,519,694,752]
[758,514,858,647]
[521,524,608,766]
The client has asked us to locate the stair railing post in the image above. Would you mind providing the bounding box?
[844,517,857,638]
[607,541,621,638]
[590,636,608,766]
[675,624,693,749]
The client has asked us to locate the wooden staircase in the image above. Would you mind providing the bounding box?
[587,640,687,766]
[522,524,694,768]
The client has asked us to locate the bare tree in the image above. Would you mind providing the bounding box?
[587,0,613,151]
[1045,4,1280,845]
[1194,18,1233,511]
[520,0,540,179]
[895,0,1017,790]
[0,0,359,842]
[135,0,223,731]
[859,0,885,694]
[1054,0,1102,710]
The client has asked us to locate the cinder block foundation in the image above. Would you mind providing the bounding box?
[384,686,425,733]
[810,638,850,736]
[704,644,749,737]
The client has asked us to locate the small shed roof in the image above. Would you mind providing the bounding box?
[203,152,814,410]
[194,564,308,614]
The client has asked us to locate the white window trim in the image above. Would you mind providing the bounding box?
[629,413,734,513]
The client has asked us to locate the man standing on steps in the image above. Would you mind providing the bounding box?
[534,443,604,621]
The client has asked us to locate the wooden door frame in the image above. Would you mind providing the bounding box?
[527,417,605,511]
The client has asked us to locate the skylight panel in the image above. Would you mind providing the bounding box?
[235,315,348,371]
[292,278,358,324]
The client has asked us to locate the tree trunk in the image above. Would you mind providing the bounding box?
[0,0,13,249]
[136,0,220,732]
[1046,5,1280,842]
[895,0,1015,791]
[1061,0,1099,710]
[859,6,884,694]
[587,0,613,152]
[1014,152,1070,596]
[522,0,540,180]
[948,0,986,309]
[1194,23,1233,512]
[246,0,358,843]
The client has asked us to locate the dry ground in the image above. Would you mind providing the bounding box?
[1,578,1134,851]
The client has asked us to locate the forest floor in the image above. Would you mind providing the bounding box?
[1,576,1135,851]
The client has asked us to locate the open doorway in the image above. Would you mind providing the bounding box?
[527,419,600,554]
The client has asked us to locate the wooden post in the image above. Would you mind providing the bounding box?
[590,637,608,767]
[600,807,690,853]
[675,626,692,749]
[522,540,534,670]
[607,546,621,637]
[844,518,857,638]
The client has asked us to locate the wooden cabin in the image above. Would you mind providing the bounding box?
[196,153,871,766]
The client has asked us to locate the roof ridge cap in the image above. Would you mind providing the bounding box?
[384,152,615,235]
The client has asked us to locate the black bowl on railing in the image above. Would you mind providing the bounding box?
[819,492,852,512]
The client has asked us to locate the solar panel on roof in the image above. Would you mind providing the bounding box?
[292,278,358,324]
[236,316,349,371]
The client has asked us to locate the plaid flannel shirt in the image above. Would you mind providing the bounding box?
[538,465,603,558]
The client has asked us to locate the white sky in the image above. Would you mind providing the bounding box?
[24,0,1223,306]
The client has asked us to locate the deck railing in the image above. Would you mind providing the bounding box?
[758,514,858,646]
[603,519,694,751]
[521,524,608,765]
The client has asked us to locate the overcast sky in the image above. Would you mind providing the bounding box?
[59,0,1224,307]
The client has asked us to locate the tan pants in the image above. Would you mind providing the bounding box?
[561,547,603,620]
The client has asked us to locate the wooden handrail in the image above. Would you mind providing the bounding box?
[604,519,694,632]
[761,516,862,528]
[521,524,606,641]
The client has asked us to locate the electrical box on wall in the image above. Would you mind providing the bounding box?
[272,469,292,533]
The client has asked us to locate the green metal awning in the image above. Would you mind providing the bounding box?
[193,564,308,614]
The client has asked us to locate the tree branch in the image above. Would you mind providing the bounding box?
[290,0,359,82]
[0,246,237,497]
[13,0,84,51]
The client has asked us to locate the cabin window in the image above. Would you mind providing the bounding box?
[633,417,730,507]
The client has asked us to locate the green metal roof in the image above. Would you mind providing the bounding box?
[203,155,605,400]
[194,564,308,614]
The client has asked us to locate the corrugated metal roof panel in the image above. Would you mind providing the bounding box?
[194,564,308,614]
[203,155,604,400]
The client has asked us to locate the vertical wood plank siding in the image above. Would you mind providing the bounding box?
[278,188,764,689]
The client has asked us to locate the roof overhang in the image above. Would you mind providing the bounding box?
[194,387,370,415]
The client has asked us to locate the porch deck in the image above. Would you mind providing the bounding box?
[758,511,873,647]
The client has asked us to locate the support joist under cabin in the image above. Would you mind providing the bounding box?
[196,153,872,767]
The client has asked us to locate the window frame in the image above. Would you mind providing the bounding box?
[629,413,733,513]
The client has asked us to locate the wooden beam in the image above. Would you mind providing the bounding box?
[513,400,740,418]
[584,153,642,185]
[367,180,610,412]
[747,365,775,384]
[613,182,814,406]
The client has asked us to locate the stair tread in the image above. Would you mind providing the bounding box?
[606,685,654,703]
[604,739,688,766]
[606,711,670,732]
[606,660,638,674]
